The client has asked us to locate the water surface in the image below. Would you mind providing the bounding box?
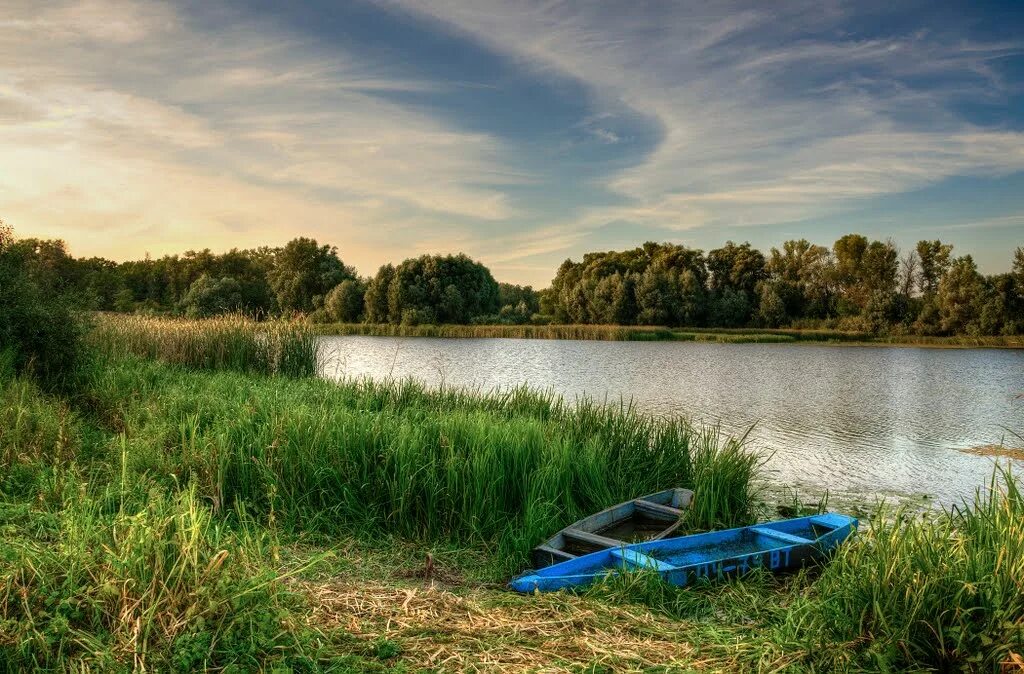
[319,336,1024,505]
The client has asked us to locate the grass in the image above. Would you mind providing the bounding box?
[4,315,1024,671]
[316,322,1024,348]
[90,313,318,376]
[74,353,760,578]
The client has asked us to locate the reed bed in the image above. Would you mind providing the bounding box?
[316,322,680,341]
[77,354,761,576]
[792,467,1024,671]
[89,314,317,376]
[318,322,1024,347]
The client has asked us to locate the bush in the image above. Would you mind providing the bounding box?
[0,225,84,386]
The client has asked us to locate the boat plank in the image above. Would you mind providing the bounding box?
[610,548,677,571]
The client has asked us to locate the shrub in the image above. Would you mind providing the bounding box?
[0,224,85,386]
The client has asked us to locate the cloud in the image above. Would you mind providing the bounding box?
[381,0,1024,236]
[0,0,521,267]
[3,0,1023,285]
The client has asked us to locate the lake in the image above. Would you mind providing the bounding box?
[318,336,1024,505]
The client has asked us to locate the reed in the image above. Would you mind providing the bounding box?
[317,322,1024,347]
[88,314,318,376]
[0,484,318,670]
[315,322,680,341]
[780,466,1024,671]
[76,354,760,577]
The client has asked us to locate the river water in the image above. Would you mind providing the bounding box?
[318,336,1024,505]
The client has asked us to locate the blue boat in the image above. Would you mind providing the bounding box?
[510,512,857,593]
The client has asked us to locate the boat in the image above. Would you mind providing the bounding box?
[532,488,695,569]
[511,512,857,593]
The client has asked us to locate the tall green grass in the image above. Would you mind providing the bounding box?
[89,314,318,376]
[316,321,680,341]
[792,467,1024,671]
[78,354,760,576]
[0,485,318,671]
[318,321,1024,347]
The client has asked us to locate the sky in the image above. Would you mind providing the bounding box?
[2,0,1023,286]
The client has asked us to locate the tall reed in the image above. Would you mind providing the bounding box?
[89,314,317,376]
[792,466,1024,671]
[79,354,761,576]
[0,485,312,671]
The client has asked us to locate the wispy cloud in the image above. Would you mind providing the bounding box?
[1,0,520,266]
[382,0,1024,240]
[2,0,1023,284]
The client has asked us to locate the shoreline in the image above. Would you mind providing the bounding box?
[313,322,1024,349]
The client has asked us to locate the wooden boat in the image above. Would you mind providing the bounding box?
[532,487,694,569]
[511,512,857,593]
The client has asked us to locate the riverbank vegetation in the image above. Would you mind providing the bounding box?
[6,219,1022,339]
[3,241,1024,670]
[316,321,1024,347]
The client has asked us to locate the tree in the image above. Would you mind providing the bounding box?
[179,274,245,318]
[937,256,984,334]
[325,279,367,323]
[899,249,919,298]
[267,238,353,314]
[764,239,833,319]
[371,254,499,324]
[916,240,953,296]
[707,242,766,296]
[0,223,84,385]
[757,282,787,328]
[497,283,540,322]
[364,264,395,323]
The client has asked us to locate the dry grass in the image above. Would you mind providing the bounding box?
[958,444,1024,460]
[298,578,706,672]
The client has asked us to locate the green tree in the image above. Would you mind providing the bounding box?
[267,238,353,314]
[764,239,833,319]
[0,223,84,385]
[364,264,395,323]
[373,254,499,324]
[707,242,766,296]
[325,279,367,323]
[756,282,787,328]
[916,240,953,296]
[937,256,984,334]
[179,274,245,318]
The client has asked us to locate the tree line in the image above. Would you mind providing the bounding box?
[4,223,1022,336]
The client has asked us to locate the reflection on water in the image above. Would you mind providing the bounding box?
[318,336,1024,504]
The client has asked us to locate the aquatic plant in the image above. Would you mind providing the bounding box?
[88,314,317,376]
[792,467,1024,671]
[75,353,759,576]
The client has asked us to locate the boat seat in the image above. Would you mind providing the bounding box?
[610,548,677,571]
[751,527,813,545]
[535,544,576,561]
[633,499,683,518]
[563,528,624,548]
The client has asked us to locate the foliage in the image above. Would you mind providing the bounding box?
[9,226,1023,336]
[178,273,245,318]
[0,223,85,386]
[324,278,367,322]
[365,253,500,324]
[266,237,354,314]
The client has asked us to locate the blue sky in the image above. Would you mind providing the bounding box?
[3,0,1023,285]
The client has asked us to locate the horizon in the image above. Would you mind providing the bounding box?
[4,0,1024,286]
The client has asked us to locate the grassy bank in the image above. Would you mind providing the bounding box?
[3,316,1024,671]
[316,321,1024,348]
